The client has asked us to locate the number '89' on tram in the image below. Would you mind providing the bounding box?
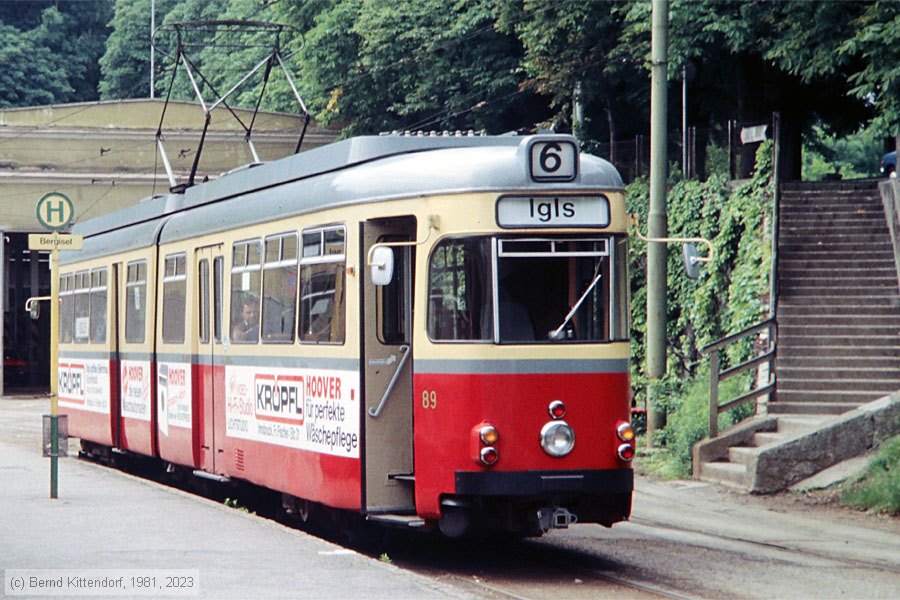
[57,133,635,537]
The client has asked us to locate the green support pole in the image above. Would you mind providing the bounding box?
[50,248,60,499]
[647,0,669,444]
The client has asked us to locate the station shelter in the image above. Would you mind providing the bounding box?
[0,99,335,395]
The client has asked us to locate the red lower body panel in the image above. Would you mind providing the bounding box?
[412,371,632,519]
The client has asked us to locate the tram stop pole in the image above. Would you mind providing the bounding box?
[49,247,60,499]
[31,191,80,499]
[646,0,669,444]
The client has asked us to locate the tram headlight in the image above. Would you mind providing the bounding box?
[540,421,575,457]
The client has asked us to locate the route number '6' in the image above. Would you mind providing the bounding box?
[529,140,577,182]
[422,390,437,410]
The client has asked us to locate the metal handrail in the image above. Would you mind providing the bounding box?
[368,345,410,418]
[700,317,776,438]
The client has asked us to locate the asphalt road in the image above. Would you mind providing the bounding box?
[3,395,898,599]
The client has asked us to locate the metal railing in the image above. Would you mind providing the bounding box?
[700,318,776,438]
[878,179,900,294]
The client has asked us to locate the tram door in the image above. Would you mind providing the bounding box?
[195,246,224,473]
[362,217,416,513]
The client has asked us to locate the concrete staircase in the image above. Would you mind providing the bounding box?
[775,180,900,413]
[694,180,900,492]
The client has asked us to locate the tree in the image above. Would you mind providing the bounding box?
[292,0,535,135]
[0,21,71,107]
[0,1,112,107]
[101,0,179,100]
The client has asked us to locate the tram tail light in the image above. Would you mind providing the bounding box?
[471,422,499,467]
[548,400,567,419]
[480,447,499,466]
[617,443,635,462]
[616,422,635,443]
[615,421,635,462]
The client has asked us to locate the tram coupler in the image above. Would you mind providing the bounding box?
[538,507,578,532]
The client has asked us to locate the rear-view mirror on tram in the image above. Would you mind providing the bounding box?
[370,245,394,286]
[25,296,45,320]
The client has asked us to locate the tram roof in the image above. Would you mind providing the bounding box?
[65,134,623,262]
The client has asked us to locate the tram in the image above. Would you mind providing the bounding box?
[56,132,634,537]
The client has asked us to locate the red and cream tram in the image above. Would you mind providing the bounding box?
[57,133,634,537]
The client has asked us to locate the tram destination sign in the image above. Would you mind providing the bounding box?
[496,194,610,229]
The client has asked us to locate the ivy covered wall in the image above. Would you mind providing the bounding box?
[626,142,775,422]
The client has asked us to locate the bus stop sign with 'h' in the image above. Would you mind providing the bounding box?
[30,191,81,500]
[36,192,75,231]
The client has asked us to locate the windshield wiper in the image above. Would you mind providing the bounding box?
[547,264,603,340]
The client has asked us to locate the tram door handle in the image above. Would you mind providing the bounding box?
[367,345,410,418]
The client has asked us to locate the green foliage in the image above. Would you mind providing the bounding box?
[629,142,773,411]
[802,122,882,181]
[296,0,530,134]
[0,1,112,107]
[101,0,179,100]
[643,367,754,479]
[841,436,900,515]
[629,143,772,475]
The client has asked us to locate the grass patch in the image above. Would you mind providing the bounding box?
[841,436,900,515]
[640,368,756,480]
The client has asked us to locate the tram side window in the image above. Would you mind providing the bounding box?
[299,226,345,344]
[125,261,147,344]
[59,274,75,343]
[198,259,210,344]
[428,238,493,341]
[89,268,108,343]
[162,254,187,344]
[231,239,262,344]
[213,256,224,343]
[612,237,629,341]
[73,271,90,343]
[262,233,298,343]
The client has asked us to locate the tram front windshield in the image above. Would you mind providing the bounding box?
[428,235,628,344]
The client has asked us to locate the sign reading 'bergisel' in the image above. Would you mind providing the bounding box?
[30,192,82,252]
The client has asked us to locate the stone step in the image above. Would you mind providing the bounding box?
[774,414,830,434]
[768,400,864,414]
[778,251,895,262]
[779,258,898,269]
[778,378,900,394]
[780,242,893,253]
[777,314,900,326]
[779,268,898,279]
[779,324,900,336]
[776,366,900,381]
[727,445,760,466]
[697,460,748,489]
[776,355,900,369]
[780,216,888,225]
[776,335,900,348]
[778,288,898,312]
[780,203,883,213]
[775,344,900,358]
[780,223,889,233]
[750,431,789,446]
[779,285,899,297]
[777,304,900,316]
